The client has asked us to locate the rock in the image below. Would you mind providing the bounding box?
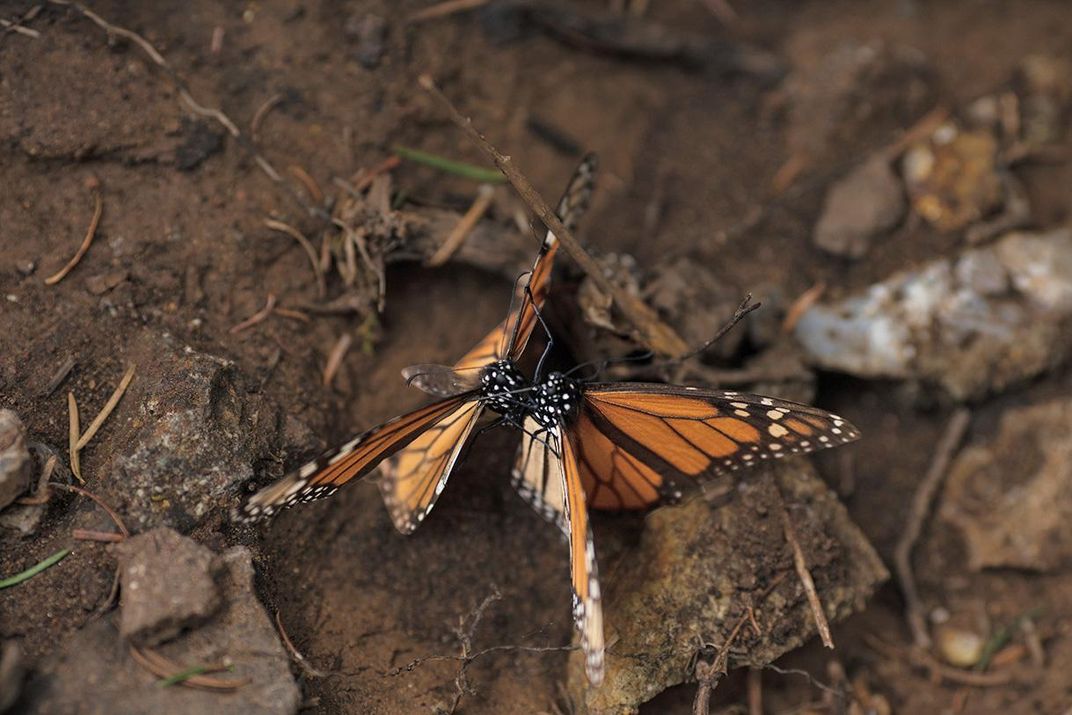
[902,125,1003,232]
[0,641,25,713]
[22,547,300,715]
[117,528,223,646]
[574,460,887,714]
[0,410,32,511]
[941,399,1072,572]
[111,333,279,531]
[814,157,905,258]
[794,228,1072,401]
[0,443,69,536]
[934,625,985,668]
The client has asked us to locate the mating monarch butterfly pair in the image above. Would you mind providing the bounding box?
[234,155,861,686]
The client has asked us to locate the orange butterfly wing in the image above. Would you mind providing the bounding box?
[233,393,477,523]
[573,384,861,510]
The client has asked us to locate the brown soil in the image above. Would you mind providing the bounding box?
[3,1,1072,713]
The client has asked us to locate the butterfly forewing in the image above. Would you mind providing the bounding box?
[233,393,478,523]
[574,383,861,508]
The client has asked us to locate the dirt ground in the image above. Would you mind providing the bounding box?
[3,1,1072,713]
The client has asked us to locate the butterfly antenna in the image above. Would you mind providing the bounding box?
[658,293,760,367]
[564,294,760,379]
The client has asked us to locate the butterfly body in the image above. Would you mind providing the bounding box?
[478,359,532,423]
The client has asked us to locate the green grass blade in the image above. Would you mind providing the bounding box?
[392,145,505,184]
[0,548,71,589]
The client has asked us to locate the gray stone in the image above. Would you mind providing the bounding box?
[117,527,222,646]
[814,157,905,259]
[0,443,68,536]
[795,228,1072,400]
[109,333,279,531]
[0,410,32,511]
[22,547,300,715]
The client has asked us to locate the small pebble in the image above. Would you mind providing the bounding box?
[935,625,986,668]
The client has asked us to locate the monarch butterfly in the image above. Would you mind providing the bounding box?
[511,372,861,684]
[232,154,597,528]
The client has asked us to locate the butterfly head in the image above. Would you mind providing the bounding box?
[529,372,582,429]
[480,359,530,420]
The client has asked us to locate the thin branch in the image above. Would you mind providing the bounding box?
[776,489,834,649]
[865,634,1013,687]
[49,481,130,538]
[894,408,971,649]
[230,293,277,334]
[45,189,102,285]
[408,0,490,23]
[426,184,496,267]
[67,391,82,482]
[693,611,749,715]
[75,364,135,450]
[265,219,326,299]
[419,74,688,357]
[275,611,329,679]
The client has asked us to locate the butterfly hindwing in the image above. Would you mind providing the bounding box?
[379,401,484,534]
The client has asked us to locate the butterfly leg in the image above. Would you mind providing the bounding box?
[527,285,555,382]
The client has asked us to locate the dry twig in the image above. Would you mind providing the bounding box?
[230,294,278,334]
[772,481,834,649]
[693,611,750,715]
[322,334,353,388]
[408,0,490,23]
[40,355,77,397]
[72,528,125,543]
[49,481,130,538]
[275,611,329,679]
[15,455,57,506]
[251,92,284,142]
[130,645,248,691]
[67,392,82,482]
[45,189,102,285]
[426,184,496,267]
[76,364,135,450]
[894,408,971,649]
[265,219,326,299]
[419,74,688,357]
[781,282,826,334]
